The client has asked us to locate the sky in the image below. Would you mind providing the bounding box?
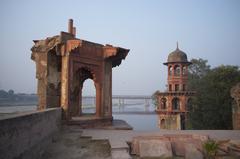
[0,0,240,95]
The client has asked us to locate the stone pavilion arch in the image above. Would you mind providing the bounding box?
[81,79,96,114]
[69,66,99,118]
[31,19,129,124]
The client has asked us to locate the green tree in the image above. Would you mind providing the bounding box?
[189,64,240,129]
[152,90,159,108]
[188,58,211,90]
[8,89,14,96]
[0,89,8,98]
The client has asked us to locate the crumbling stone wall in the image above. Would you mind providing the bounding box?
[0,108,61,159]
[231,82,240,130]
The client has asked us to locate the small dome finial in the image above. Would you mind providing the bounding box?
[176,41,179,50]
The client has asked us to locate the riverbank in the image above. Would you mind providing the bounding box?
[0,105,159,131]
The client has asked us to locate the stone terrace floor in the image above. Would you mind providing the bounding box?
[41,124,240,159]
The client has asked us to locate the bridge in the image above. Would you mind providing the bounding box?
[83,95,152,106]
[83,95,152,100]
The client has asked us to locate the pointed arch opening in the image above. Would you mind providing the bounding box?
[172,97,180,110]
[69,67,98,117]
[82,79,96,115]
[169,66,173,76]
[174,65,181,76]
[160,98,167,110]
[182,66,187,75]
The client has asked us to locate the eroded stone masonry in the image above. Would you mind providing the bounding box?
[231,82,240,130]
[31,19,129,122]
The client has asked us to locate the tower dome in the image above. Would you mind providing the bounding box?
[164,43,191,65]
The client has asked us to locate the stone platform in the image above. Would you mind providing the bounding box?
[65,116,133,130]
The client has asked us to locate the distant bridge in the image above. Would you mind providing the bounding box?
[82,95,152,107]
[113,111,156,115]
[83,95,152,99]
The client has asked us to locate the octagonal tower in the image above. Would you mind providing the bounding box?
[156,43,195,130]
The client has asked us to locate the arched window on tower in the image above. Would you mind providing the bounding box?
[174,65,181,76]
[161,98,167,109]
[182,66,187,75]
[169,84,172,91]
[172,98,180,110]
[169,66,173,76]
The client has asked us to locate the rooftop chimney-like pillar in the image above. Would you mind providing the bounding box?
[68,19,73,34]
[73,27,76,37]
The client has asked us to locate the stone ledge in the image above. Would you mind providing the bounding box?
[0,108,61,159]
[66,118,133,130]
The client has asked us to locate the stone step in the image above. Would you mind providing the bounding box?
[81,130,131,159]
[111,148,131,159]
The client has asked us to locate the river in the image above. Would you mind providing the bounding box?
[0,99,160,131]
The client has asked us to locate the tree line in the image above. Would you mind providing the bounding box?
[0,89,37,106]
[187,58,240,129]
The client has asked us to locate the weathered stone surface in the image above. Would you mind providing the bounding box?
[228,140,240,156]
[31,19,129,122]
[192,134,209,142]
[131,136,168,155]
[139,139,173,158]
[229,140,240,147]
[166,134,207,157]
[131,134,208,158]
[0,108,61,159]
[218,142,230,155]
[231,83,240,130]
[185,143,203,159]
[111,148,131,159]
[231,83,240,106]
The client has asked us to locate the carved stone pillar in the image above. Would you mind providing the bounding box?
[78,86,83,116]
[95,83,102,118]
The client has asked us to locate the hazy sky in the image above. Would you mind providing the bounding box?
[0,0,240,95]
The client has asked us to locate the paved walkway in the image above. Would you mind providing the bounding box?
[82,129,240,141]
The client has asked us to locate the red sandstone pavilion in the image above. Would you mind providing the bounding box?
[156,43,195,130]
[31,19,129,124]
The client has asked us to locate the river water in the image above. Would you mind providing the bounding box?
[0,99,160,131]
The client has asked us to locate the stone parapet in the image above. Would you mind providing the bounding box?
[0,108,61,159]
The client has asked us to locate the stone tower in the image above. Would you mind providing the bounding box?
[156,43,194,130]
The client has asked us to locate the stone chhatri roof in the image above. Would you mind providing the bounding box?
[164,43,191,65]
